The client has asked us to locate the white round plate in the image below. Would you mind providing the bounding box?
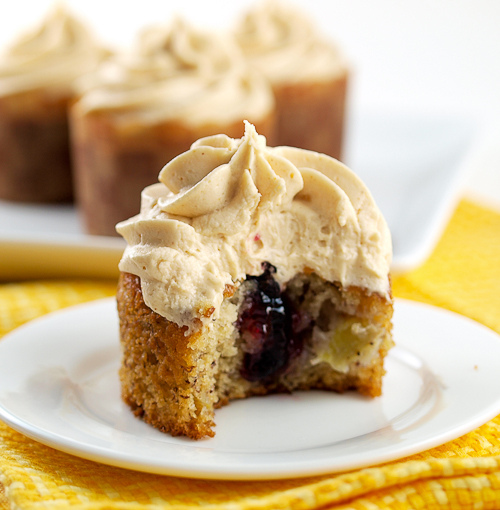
[0,298,499,480]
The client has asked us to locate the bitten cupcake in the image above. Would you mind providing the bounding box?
[235,1,348,160]
[70,19,276,236]
[0,5,108,203]
[116,122,393,439]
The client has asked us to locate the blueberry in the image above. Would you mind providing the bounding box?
[238,263,311,382]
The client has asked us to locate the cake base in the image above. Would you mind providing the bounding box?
[117,270,393,440]
[272,72,348,160]
[0,90,73,203]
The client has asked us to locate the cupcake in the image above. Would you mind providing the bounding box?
[235,1,348,160]
[116,121,393,439]
[0,5,108,203]
[70,18,276,236]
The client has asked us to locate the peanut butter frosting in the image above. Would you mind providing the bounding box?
[75,19,274,127]
[235,1,347,85]
[117,122,392,332]
[0,4,108,97]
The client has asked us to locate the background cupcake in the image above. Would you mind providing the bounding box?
[0,4,109,203]
[70,18,276,236]
[235,1,348,161]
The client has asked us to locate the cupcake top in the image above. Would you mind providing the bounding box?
[75,18,274,127]
[117,122,392,332]
[235,0,347,85]
[0,4,109,97]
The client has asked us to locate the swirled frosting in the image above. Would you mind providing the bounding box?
[76,19,274,126]
[117,122,392,332]
[0,5,108,97]
[235,1,347,85]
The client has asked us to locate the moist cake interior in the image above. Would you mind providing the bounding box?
[117,263,393,439]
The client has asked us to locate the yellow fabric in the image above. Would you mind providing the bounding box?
[0,198,500,510]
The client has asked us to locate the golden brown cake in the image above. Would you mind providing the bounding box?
[116,122,393,440]
[235,1,348,160]
[71,19,275,236]
[0,5,108,203]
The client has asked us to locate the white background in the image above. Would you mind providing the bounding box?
[1,0,499,207]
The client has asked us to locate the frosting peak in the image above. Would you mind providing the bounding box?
[137,17,240,76]
[157,123,297,223]
[235,1,347,84]
[117,122,391,331]
[0,4,108,96]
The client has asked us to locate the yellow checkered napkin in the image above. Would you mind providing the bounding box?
[0,199,500,510]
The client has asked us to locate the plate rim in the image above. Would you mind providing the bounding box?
[0,297,499,480]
